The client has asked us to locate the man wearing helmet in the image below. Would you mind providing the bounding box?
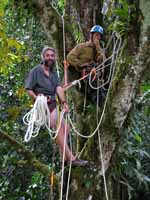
[67,25,105,73]
[25,47,88,166]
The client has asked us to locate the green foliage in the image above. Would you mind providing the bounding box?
[113,91,150,199]
[51,0,65,15]
[109,0,129,35]
[0,0,9,16]
[0,1,26,75]
[108,0,137,36]
[0,1,150,200]
[141,85,150,92]
[0,2,60,199]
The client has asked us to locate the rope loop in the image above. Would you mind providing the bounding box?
[23,95,65,142]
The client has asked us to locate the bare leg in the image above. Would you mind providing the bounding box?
[50,109,76,161]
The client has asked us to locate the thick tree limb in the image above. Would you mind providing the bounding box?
[0,129,52,176]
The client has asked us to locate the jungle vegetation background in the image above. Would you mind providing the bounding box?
[0,0,150,200]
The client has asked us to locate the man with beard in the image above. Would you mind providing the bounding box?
[25,47,88,166]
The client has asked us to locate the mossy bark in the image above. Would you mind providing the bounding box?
[0,129,52,177]
[65,35,150,199]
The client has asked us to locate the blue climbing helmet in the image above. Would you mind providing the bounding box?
[90,25,104,35]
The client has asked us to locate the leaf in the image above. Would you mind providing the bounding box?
[0,0,9,16]
[2,155,9,168]
[143,175,150,183]
[85,180,91,189]
[138,150,150,159]
[6,106,22,120]
[135,159,141,170]
[31,172,42,184]
[134,133,142,143]
[141,85,150,92]
[15,87,26,99]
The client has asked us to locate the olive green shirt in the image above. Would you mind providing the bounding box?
[67,41,102,71]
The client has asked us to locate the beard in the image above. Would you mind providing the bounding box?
[44,59,55,70]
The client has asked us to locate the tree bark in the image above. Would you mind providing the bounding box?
[65,0,103,40]
[67,32,150,200]
[35,0,75,62]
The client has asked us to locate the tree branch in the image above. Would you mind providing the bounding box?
[0,129,52,176]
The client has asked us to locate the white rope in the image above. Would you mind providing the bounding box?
[96,71,109,200]
[89,34,122,90]
[56,60,60,78]
[83,80,88,112]
[64,33,122,92]
[68,92,107,138]
[95,33,120,199]
[23,95,64,142]
[68,33,122,139]
[62,12,66,61]
[60,12,73,200]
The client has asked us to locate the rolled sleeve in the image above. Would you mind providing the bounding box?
[25,69,36,90]
[67,44,84,69]
[54,73,60,90]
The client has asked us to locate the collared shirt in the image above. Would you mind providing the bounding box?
[67,41,102,71]
[25,65,60,97]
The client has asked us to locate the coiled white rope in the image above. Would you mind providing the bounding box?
[23,95,64,142]
[89,33,122,90]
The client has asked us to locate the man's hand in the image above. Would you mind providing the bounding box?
[63,102,69,113]
[63,59,69,69]
[56,86,68,112]
[97,53,106,62]
[93,38,101,48]
[80,61,93,68]
[90,67,97,81]
[47,96,51,103]
[27,90,37,101]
